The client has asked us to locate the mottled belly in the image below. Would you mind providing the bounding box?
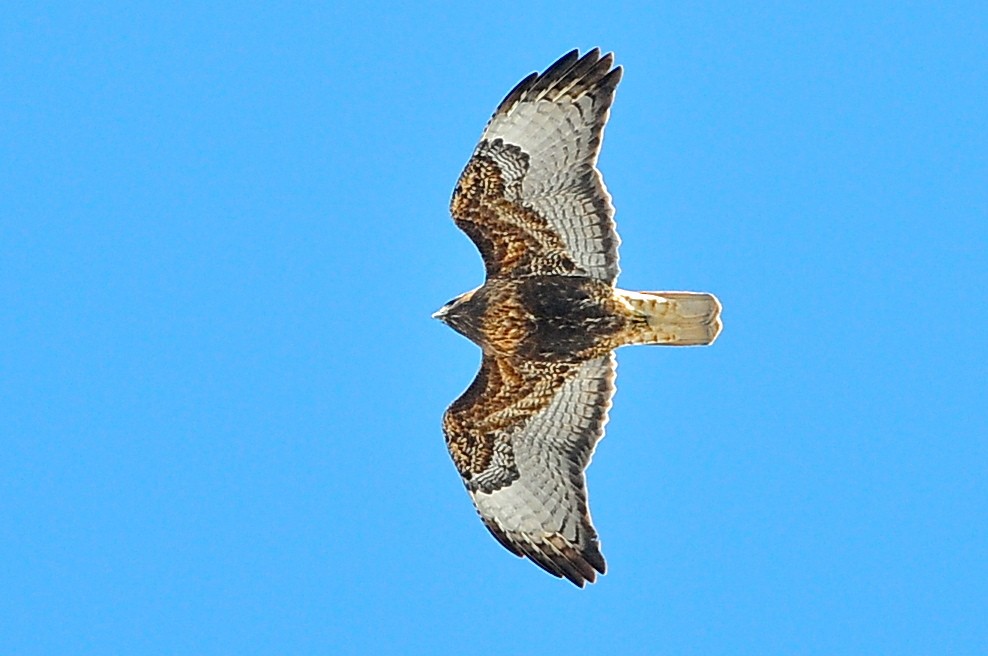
[488,276,626,362]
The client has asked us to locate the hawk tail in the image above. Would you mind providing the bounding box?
[616,290,722,346]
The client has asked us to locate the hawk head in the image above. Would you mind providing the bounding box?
[432,287,484,340]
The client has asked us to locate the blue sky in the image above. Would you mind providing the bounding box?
[2,2,986,654]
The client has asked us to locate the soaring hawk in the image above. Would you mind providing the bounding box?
[434,49,722,586]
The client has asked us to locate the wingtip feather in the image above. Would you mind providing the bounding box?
[491,48,620,118]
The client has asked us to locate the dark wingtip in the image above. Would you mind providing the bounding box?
[493,48,620,117]
[495,71,539,116]
[520,534,607,587]
[483,519,607,587]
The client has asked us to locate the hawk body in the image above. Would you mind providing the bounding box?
[440,276,625,361]
[436,49,722,586]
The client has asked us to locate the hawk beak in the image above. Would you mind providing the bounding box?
[431,307,446,321]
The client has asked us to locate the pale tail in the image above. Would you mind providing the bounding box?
[616,290,722,347]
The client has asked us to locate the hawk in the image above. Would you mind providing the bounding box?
[434,49,722,587]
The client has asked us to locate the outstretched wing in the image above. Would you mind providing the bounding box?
[442,353,617,586]
[451,49,623,283]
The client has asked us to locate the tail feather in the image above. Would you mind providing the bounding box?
[616,290,722,347]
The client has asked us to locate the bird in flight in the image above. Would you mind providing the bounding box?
[434,49,722,587]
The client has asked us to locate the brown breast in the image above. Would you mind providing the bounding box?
[479,282,533,357]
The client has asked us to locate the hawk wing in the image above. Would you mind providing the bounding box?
[450,49,623,283]
[442,353,617,586]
